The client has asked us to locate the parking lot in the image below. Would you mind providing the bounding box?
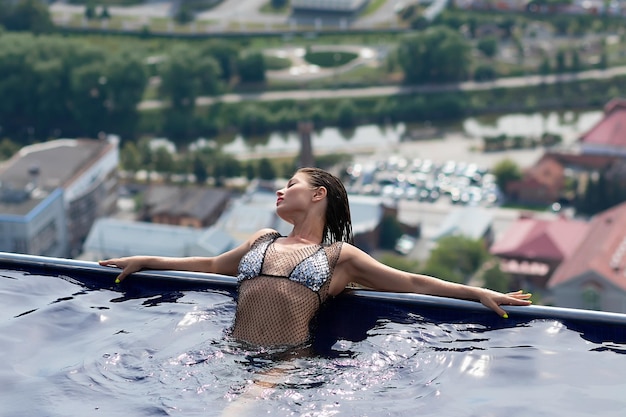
[343,136,559,261]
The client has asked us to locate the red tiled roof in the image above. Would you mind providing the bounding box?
[579,98,626,147]
[544,151,618,170]
[490,216,589,261]
[548,202,626,291]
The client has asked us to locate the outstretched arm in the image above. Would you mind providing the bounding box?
[331,244,531,318]
[99,228,276,283]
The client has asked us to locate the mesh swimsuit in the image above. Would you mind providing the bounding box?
[233,231,342,348]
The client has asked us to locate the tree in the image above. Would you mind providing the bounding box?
[201,40,240,82]
[237,52,266,83]
[258,158,276,180]
[70,61,111,137]
[104,50,148,139]
[474,64,497,81]
[0,138,19,161]
[152,146,175,174]
[481,262,511,293]
[174,5,194,25]
[100,5,111,20]
[492,158,522,195]
[378,253,420,274]
[477,36,498,59]
[556,49,566,73]
[120,141,142,172]
[85,2,96,20]
[423,236,489,284]
[159,45,221,141]
[397,25,471,84]
[2,0,53,33]
[336,99,356,128]
[378,216,404,250]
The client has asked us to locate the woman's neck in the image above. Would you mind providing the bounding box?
[287,223,324,245]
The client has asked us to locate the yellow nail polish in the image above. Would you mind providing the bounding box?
[502,313,509,319]
[115,278,120,284]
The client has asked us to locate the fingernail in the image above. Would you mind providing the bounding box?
[502,313,509,319]
[115,278,120,284]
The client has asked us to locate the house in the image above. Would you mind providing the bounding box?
[548,202,626,313]
[291,0,368,14]
[0,137,119,257]
[432,206,494,246]
[578,98,626,157]
[506,155,565,206]
[80,180,394,261]
[142,185,231,228]
[81,218,235,260]
[489,214,589,291]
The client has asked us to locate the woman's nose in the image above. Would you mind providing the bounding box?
[276,188,284,196]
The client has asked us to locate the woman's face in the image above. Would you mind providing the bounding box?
[275,172,319,222]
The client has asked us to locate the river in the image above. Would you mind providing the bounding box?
[220,109,604,168]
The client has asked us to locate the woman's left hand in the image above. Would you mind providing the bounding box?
[478,289,532,318]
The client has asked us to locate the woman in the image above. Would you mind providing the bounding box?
[100,167,531,348]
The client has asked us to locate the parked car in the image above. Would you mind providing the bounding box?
[394,234,417,256]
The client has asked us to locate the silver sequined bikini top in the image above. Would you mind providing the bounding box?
[237,231,342,293]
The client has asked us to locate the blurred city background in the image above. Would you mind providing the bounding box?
[2,0,626,313]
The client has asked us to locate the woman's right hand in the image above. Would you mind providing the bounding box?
[99,256,148,283]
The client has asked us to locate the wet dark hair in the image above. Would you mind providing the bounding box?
[297,167,354,245]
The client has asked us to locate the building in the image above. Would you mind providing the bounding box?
[578,98,626,157]
[80,180,393,261]
[432,206,494,245]
[142,185,231,228]
[506,155,565,206]
[0,137,119,257]
[291,0,369,13]
[548,202,626,313]
[489,214,589,291]
[81,218,234,260]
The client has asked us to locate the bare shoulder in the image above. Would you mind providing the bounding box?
[337,242,373,262]
[244,228,276,242]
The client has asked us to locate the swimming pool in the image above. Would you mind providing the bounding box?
[1,252,625,417]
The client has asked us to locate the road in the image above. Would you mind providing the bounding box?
[138,65,626,110]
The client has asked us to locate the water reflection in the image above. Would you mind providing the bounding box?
[221,110,603,158]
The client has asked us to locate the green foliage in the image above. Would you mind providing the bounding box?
[199,40,240,81]
[158,44,221,141]
[575,170,626,217]
[474,64,497,81]
[271,0,288,9]
[174,6,194,25]
[0,138,19,161]
[263,54,292,71]
[378,216,404,250]
[257,158,276,180]
[492,158,522,194]
[336,100,356,128]
[238,104,272,136]
[0,33,148,141]
[477,36,498,58]
[423,236,489,284]
[100,6,111,20]
[238,52,266,83]
[120,141,142,171]
[481,262,512,293]
[304,51,358,68]
[85,3,97,20]
[397,25,471,84]
[378,253,421,274]
[0,0,53,33]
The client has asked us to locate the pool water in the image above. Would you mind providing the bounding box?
[1,267,625,417]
